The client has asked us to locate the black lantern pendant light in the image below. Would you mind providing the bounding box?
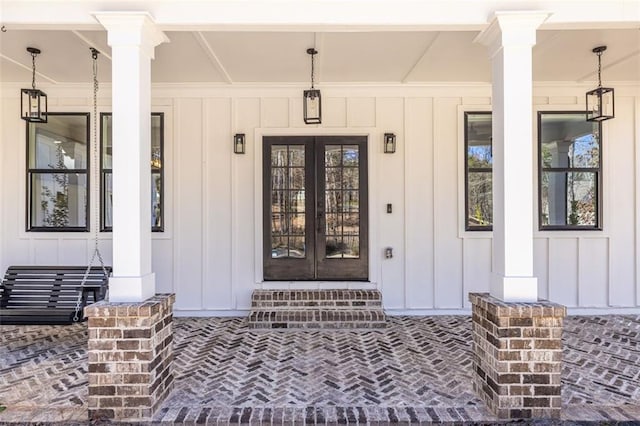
[303,48,321,124]
[21,47,48,123]
[586,45,614,122]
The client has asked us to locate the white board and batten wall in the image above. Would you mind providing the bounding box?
[1,84,639,315]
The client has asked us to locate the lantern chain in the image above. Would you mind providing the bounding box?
[31,51,36,90]
[596,50,602,88]
[307,48,317,90]
[311,51,315,89]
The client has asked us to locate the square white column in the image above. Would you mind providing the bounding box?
[476,12,549,302]
[94,12,168,302]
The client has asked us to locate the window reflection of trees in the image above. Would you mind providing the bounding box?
[270,145,306,258]
[269,144,361,259]
[28,114,89,230]
[467,147,492,227]
[325,145,360,258]
[540,114,599,228]
[465,112,493,229]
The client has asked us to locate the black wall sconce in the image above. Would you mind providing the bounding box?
[303,48,321,124]
[21,47,48,123]
[234,133,245,154]
[384,133,396,154]
[586,45,614,122]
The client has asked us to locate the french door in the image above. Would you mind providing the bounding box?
[263,136,368,281]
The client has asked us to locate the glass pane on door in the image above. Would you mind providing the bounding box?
[270,144,306,259]
[323,144,360,259]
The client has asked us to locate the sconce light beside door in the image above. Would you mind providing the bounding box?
[384,133,396,154]
[234,133,245,154]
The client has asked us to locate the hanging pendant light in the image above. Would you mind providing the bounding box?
[21,47,48,123]
[586,45,614,122]
[303,48,321,124]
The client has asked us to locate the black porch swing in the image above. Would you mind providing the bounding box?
[0,48,111,325]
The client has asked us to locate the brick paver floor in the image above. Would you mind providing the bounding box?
[0,315,638,424]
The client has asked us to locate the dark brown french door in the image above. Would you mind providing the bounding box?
[263,136,368,281]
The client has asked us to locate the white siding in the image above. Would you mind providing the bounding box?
[377,97,405,309]
[608,97,636,306]
[579,237,609,307]
[174,98,204,310]
[1,84,639,314]
[548,238,579,307]
[234,98,260,310]
[433,98,463,308]
[405,97,434,309]
[203,98,233,309]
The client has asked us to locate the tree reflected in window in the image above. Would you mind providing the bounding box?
[465,112,492,230]
[539,112,601,230]
[27,113,89,231]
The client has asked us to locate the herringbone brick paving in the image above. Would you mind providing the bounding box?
[0,315,639,424]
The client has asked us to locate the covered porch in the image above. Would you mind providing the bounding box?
[1,0,639,314]
[2,0,640,422]
[1,315,639,423]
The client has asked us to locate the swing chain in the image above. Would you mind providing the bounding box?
[74,48,108,322]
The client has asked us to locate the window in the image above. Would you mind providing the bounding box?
[538,112,601,230]
[464,112,492,230]
[101,113,164,232]
[27,113,90,231]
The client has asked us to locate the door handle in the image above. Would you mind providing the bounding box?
[317,211,323,233]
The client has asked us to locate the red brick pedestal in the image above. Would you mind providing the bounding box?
[469,292,566,420]
[85,294,175,422]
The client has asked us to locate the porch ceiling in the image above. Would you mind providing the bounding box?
[0,28,638,85]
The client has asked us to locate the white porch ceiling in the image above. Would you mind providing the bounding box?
[0,28,638,85]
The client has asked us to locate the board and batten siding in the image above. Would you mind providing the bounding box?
[1,85,639,314]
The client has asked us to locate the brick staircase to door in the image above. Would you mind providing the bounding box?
[248,289,386,329]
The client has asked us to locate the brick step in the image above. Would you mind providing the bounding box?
[251,289,382,309]
[247,308,386,329]
[249,289,386,329]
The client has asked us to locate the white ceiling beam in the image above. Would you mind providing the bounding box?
[2,1,640,31]
[402,32,440,83]
[576,49,640,82]
[71,30,112,61]
[193,32,233,84]
[0,53,58,84]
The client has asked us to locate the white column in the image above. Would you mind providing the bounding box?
[94,12,168,302]
[476,11,549,302]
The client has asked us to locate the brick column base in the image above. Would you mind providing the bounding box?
[85,294,176,422]
[469,292,566,420]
